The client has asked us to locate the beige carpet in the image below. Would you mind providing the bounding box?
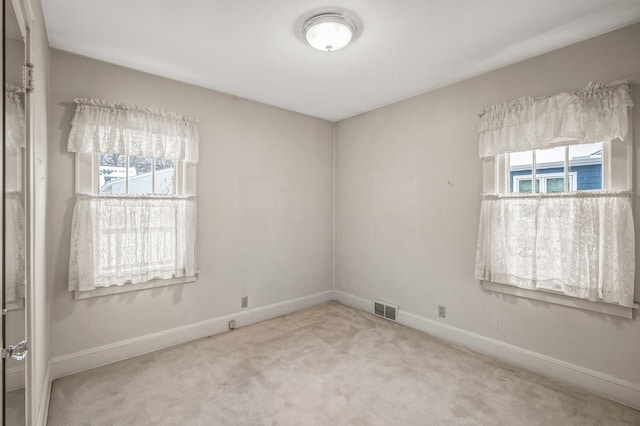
[48,302,640,425]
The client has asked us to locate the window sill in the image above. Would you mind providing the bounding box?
[74,274,198,300]
[481,281,639,319]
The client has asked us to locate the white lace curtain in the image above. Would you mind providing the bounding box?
[69,195,197,291]
[478,80,633,159]
[5,191,25,302]
[67,98,200,163]
[475,79,635,307]
[5,87,26,301]
[5,85,25,149]
[475,192,635,307]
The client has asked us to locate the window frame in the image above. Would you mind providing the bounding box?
[74,151,198,299]
[98,155,180,196]
[77,152,191,196]
[491,139,634,194]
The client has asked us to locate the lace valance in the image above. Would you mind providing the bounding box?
[478,80,633,159]
[5,85,25,149]
[67,98,200,163]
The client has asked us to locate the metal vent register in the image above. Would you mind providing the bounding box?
[373,299,398,322]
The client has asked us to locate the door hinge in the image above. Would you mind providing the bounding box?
[24,62,35,93]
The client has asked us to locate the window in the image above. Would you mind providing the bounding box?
[507,142,602,193]
[98,154,176,195]
[67,98,199,298]
[475,80,635,312]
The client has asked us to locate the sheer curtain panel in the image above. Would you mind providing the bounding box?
[69,195,197,291]
[475,192,635,307]
[5,192,25,302]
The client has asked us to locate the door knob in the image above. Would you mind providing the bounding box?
[2,340,29,361]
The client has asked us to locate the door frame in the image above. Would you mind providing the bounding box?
[3,0,34,423]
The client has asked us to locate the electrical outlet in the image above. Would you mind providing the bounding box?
[241,296,248,309]
[438,305,446,319]
[228,320,236,330]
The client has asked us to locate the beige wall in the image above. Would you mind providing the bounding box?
[335,23,640,384]
[47,50,334,357]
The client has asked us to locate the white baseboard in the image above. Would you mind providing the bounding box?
[50,290,334,380]
[6,365,25,392]
[36,361,51,426]
[333,290,640,410]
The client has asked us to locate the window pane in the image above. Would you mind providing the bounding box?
[514,178,542,193]
[99,154,127,194]
[154,159,175,195]
[518,179,532,193]
[546,177,565,193]
[509,151,533,193]
[569,142,602,191]
[128,156,154,195]
[535,146,565,193]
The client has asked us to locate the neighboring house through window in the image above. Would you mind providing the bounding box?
[509,143,602,193]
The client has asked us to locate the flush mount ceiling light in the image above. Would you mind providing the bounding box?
[302,13,357,52]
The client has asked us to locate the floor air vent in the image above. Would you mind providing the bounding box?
[374,299,398,322]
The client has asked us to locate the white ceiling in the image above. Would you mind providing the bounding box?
[42,0,640,122]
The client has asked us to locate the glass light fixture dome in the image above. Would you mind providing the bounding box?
[302,13,357,52]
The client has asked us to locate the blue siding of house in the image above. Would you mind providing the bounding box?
[570,164,602,190]
[510,164,602,192]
